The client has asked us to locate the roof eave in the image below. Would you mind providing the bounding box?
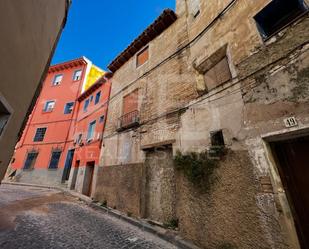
[107,9,177,73]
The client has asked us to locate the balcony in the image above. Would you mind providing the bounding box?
[117,110,140,131]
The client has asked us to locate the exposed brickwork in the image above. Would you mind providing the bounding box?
[97,1,309,248]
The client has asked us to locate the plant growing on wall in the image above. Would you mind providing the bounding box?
[174,148,226,192]
[163,218,179,230]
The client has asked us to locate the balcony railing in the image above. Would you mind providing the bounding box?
[117,110,140,131]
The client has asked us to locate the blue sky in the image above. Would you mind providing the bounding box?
[52,0,175,70]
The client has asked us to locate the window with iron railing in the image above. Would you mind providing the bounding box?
[118,89,140,130]
[118,110,140,130]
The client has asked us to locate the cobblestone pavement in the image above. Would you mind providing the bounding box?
[0,184,178,249]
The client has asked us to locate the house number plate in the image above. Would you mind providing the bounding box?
[284,117,298,128]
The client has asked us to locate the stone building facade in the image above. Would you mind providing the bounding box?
[95,1,309,248]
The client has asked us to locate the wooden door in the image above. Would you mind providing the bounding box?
[85,162,95,197]
[271,136,309,248]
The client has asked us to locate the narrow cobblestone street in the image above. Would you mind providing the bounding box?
[0,184,177,249]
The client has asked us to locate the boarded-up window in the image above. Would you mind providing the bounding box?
[189,0,200,17]
[123,89,139,115]
[136,47,149,67]
[204,57,232,91]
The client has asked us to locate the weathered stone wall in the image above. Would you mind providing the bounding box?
[96,1,309,248]
[144,148,176,223]
[100,130,145,167]
[101,5,197,168]
[94,164,144,217]
[175,151,288,249]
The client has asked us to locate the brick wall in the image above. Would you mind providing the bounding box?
[96,1,309,248]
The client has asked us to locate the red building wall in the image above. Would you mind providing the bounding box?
[11,58,89,185]
[73,77,111,167]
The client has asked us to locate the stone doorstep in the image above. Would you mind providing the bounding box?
[1,181,201,249]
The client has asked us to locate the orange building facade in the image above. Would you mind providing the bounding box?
[67,75,112,196]
[10,58,106,186]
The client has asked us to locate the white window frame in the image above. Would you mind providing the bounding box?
[33,127,47,142]
[64,102,74,114]
[136,45,149,68]
[87,120,96,142]
[73,69,82,81]
[53,74,63,86]
[43,100,55,112]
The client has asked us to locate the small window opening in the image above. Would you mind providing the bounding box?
[34,127,47,142]
[64,102,74,114]
[210,130,225,147]
[95,91,101,105]
[136,46,149,67]
[44,101,55,112]
[76,133,83,144]
[53,74,63,86]
[84,99,90,112]
[73,70,82,81]
[254,0,308,39]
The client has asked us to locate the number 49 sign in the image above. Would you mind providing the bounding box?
[284,117,298,128]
